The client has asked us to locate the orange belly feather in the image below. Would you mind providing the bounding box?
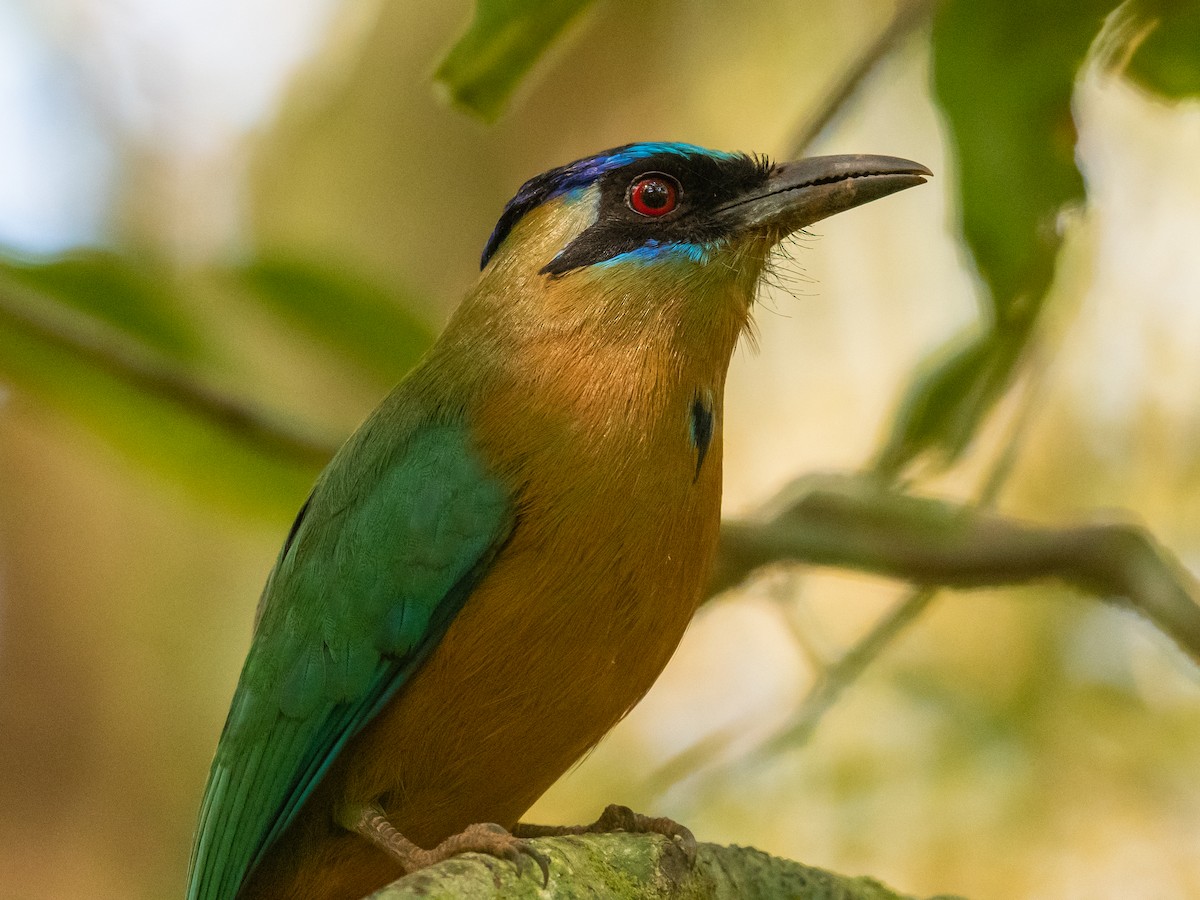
[243,331,729,900]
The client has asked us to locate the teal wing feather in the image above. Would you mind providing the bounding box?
[186,418,512,900]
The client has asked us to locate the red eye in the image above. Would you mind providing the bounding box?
[628,174,679,217]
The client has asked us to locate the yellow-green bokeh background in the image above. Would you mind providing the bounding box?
[2,2,1200,898]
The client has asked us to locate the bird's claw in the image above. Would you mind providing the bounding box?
[465,823,550,886]
[508,843,551,887]
[587,804,698,864]
[514,803,698,867]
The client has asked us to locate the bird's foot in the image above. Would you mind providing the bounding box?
[514,803,697,864]
[346,804,550,885]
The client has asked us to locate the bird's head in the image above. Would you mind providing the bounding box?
[448,142,928,393]
[475,143,927,337]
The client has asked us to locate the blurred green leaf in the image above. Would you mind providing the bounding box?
[434,0,595,122]
[0,311,320,517]
[1122,0,1200,97]
[0,253,336,514]
[234,256,434,385]
[932,0,1108,313]
[879,0,1112,478]
[0,250,200,358]
[875,325,1029,478]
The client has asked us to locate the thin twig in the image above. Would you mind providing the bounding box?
[756,586,938,761]
[786,0,939,156]
[0,280,338,466]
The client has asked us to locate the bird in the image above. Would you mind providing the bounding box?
[186,141,929,900]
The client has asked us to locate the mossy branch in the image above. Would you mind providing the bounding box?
[366,833,956,899]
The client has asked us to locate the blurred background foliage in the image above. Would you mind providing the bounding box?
[2,0,1200,898]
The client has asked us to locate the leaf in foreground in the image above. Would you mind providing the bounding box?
[434,0,596,122]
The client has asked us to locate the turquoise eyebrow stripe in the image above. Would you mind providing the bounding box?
[592,241,712,267]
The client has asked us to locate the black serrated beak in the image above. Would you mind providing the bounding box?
[717,154,931,238]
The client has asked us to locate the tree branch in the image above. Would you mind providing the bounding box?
[711,473,1200,666]
[0,280,336,465]
[366,833,951,899]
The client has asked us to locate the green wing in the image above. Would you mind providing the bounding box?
[186,419,511,900]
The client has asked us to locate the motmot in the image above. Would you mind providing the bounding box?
[187,142,929,900]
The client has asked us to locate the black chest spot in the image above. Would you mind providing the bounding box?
[689,393,714,482]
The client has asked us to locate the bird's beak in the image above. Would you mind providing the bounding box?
[716,155,931,238]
